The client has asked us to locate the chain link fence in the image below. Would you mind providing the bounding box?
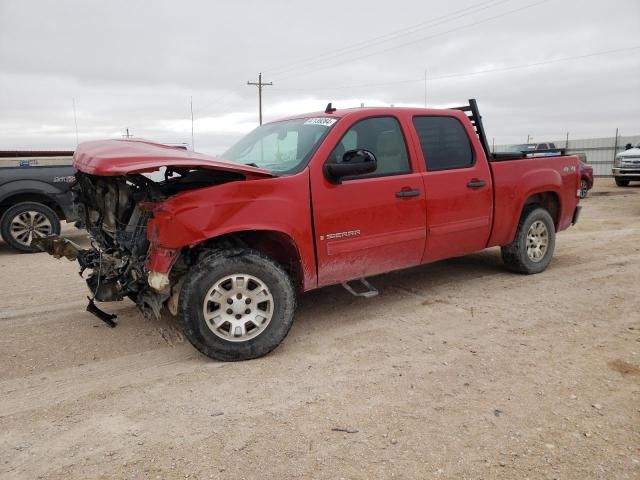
[496,134,640,177]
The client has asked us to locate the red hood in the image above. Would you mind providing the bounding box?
[73,139,273,179]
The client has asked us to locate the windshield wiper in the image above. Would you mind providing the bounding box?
[244,162,260,167]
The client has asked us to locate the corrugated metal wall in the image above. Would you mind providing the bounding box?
[496,134,640,176]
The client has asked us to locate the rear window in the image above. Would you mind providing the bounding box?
[412,116,473,171]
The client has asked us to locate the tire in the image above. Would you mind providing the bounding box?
[501,206,556,274]
[580,179,588,198]
[614,178,629,187]
[178,248,296,361]
[0,202,61,253]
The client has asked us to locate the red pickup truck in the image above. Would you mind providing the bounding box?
[36,100,582,361]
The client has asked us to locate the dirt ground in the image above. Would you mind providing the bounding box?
[1,178,638,480]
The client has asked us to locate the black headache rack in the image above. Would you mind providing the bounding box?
[451,99,567,161]
[451,99,491,158]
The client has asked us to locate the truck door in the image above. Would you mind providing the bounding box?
[310,116,427,287]
[410,115,493,262]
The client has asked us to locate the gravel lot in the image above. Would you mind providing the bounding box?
[1,178,638,480]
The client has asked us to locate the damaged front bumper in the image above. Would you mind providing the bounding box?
[32,165,244,327]
[32,234,181,326]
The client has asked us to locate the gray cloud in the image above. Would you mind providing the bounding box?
[0,0,638,153]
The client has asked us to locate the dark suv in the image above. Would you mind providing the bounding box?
[0,151,77,252]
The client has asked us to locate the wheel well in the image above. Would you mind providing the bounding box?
[195,230,305,292]
[523,192,560,229]
[0,193,64,220]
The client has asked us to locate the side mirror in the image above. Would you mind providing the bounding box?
[324,149,377,183]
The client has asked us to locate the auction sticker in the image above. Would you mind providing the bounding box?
[304,117,337,127]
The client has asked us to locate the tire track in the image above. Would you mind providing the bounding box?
[0,347,213,417]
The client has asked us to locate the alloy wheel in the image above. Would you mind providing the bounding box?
[526,220,549,262]
[9,210,53,247]
[202,274,274,342]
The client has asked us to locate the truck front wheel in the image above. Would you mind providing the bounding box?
[501,207,556,274]
[0,202,61,253]
[178,249,296,361]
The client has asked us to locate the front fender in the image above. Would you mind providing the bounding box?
[145,170,317,287]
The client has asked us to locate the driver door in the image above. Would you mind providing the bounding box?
[310,115,427,287]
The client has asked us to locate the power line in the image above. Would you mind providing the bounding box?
[189,1,543,122]
[432,45,640,80]
[264,0,511,77]
[189,0,515,122]
[193,87,241,119]
[272,0,549,82]
[271,45,640,94]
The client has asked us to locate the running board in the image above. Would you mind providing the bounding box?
[341,278,379,298]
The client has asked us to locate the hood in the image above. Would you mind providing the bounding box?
[73,139,273,179]
[617,147,640,158]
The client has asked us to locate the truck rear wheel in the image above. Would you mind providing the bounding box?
[615,178,629,187]
[501,206,556,274]
[178,249,296,361]
[0,202,61,253]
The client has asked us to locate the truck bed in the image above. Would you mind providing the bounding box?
[488,154,580,246]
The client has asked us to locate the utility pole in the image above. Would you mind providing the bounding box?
[424,69,427,107]
[123,128,133,138]
[247,72,272,125]
[190,96,195,151]
[72,97,79,147]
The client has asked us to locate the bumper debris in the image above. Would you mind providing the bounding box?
[86,297,117,328]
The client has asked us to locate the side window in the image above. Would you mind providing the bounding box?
[412,116,473,171]
[328,117,410,176]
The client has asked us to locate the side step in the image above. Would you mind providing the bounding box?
[341,278,379,298]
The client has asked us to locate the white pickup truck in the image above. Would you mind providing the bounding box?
[613,145,640,186]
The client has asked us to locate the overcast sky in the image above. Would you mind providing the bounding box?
[0,0,638,154]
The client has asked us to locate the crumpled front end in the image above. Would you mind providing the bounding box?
[33,165,247,323]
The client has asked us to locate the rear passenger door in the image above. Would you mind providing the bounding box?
[410,115,493,262]
[310,116,427,287]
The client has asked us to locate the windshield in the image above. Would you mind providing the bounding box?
[222,117,338,173]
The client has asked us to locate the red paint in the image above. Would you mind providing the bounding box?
[145,244,179,272]
[73,107,581,289]
[579,160,594,189]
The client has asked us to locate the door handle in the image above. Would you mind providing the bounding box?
[396,189,421,198]
[466,179,486,188]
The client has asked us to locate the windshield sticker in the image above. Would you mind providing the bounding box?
[304,117,337,127]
